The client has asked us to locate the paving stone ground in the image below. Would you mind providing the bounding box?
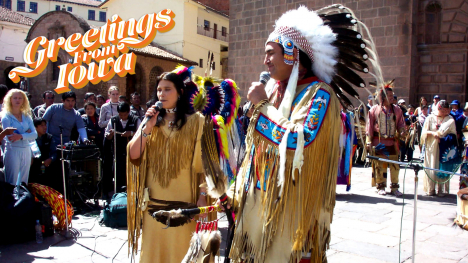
[1,149,468,262]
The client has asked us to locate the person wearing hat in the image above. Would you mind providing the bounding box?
[449,100,466,155]
[395,95,407,116]
[367,83,406,196]
[451,100,463,116]
[228,6,376,263]
[429,95,440,114]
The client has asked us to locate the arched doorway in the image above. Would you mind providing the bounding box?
[4,66,20,90]
[126,63,143,101]
[148,66,164,100]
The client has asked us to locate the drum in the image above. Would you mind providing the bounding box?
[455,187,468,230]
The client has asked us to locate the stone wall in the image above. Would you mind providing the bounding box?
[415,0,468,104]
[228,0,468,106]
[229,0,416,104]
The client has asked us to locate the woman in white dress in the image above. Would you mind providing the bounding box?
[421,100,457,196]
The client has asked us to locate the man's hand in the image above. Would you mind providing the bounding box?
[83,138,91,145]
[121,131,132,137]
[247,82,268,105]
[216,197,231,211]
[44,158,52,167]
[106,129,114,139]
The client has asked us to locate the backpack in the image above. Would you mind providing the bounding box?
[100,192,127,228]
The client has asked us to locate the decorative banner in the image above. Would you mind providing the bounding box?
[8,9,176,94]
[254,84,330,150]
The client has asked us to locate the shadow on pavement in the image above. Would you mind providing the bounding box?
[0,233,69,263]
[336,192,457,206]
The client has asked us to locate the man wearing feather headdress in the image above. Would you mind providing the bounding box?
[366,83,406,196]
[226,5,375,263]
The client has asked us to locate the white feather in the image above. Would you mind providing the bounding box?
[278,61,299,118]
[278,125,291,198]
[292,124,304,181]
[270,6,338,84]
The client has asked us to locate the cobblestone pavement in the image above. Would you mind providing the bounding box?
[1,153,468,262]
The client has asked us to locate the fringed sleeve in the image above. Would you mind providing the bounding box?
[191,113,205,203]
[231,82,342,263]
[126,127,155,256]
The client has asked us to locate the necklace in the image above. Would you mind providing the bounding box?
[168,121,176,128]
[166,107,177,113]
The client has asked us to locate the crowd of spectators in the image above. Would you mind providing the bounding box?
[364,92,467,195]
[0,84,147,200]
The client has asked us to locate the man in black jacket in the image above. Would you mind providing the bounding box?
[29,118,60,191]
[104,102,141,194]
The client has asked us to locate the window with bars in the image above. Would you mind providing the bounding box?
[88,10,95,20]
[204,20,210,30]
[17,0,25,12]
[222,26,227,37]
[29,2,37,13]
[99,11,106,22]
[67,6,72,12]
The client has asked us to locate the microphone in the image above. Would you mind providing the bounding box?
[142,101,163,128]
[244,72,271,113]
[259,71,271,86]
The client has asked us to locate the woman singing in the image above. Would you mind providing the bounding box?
[127,72,207,262]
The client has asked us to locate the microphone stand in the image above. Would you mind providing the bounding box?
[113,122,117,194]
[59,125,70,238]
[367,155,468,263]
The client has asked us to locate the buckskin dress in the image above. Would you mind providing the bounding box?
[127,112,205,263]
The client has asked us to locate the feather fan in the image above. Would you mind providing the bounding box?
[200,118,228,198]
[147,198,197,227]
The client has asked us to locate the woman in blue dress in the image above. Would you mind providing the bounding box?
[1,89,37,185]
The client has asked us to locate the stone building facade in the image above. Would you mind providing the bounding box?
[25,10,196,108]
[228,0,468,106]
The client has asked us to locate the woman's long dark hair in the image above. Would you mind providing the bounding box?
[419,96,427,108]
[152,72,189,130]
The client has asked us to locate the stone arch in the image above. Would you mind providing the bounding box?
[425,1,442,44]
[4,66,19,89]
[26,10,90,42]
[148,66,164,100]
